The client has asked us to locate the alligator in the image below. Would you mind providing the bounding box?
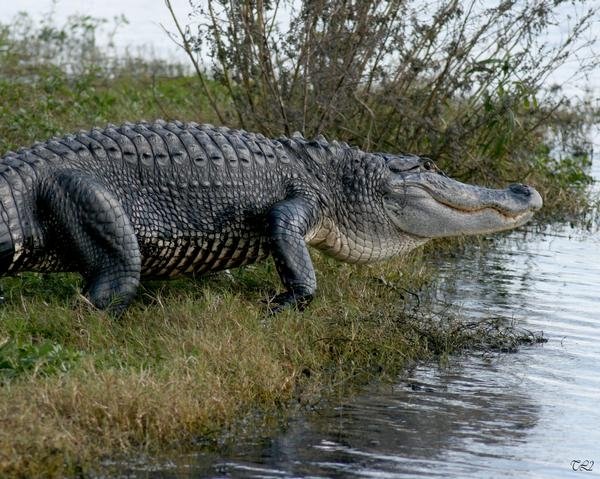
[0,120,542,314]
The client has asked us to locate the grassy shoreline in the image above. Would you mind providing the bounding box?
[0,79,592,478]
[0,246,548,477]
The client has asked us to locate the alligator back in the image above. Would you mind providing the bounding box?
[0,121,319,278]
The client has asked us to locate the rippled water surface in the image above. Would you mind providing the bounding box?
[122,154,600,479]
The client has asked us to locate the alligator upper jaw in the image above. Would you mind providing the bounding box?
[425,186,543,220]
[422,182,542,218]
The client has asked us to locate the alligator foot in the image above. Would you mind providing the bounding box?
[267,291,314,314]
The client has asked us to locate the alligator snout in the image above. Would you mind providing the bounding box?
[418,173,544,214]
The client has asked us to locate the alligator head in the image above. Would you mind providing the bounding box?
[309,151,542,264]
[382,155,543,239]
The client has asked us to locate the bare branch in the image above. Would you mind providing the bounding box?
[164,0,226,124]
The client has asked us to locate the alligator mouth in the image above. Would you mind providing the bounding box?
[431,196,536,220]
[432,200,536,226]
[405,181,543,219]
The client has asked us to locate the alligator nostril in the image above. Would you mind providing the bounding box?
[509,183,531,196]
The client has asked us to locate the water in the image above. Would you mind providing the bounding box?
[112,143,599,477]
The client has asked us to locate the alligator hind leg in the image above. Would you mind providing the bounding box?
[38,171,141,315]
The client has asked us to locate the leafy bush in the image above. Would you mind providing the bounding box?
[0,338,80,381]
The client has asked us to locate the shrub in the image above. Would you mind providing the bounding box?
[167,0,599,202]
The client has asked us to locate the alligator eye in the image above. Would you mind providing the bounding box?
[423,160,435,171]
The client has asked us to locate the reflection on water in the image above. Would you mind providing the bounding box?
[200,358,542,479]
[118,161,600,478]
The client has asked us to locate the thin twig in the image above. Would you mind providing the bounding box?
[164,0,226,124]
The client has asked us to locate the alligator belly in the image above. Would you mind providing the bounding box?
[139,234,271,278]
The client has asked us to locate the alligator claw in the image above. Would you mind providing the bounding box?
[266,292,313,314]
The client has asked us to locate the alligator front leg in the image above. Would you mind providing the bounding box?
[38,171,141,315]
[266,197,319,312]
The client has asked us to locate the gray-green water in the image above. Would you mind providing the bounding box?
[115,149,600,478]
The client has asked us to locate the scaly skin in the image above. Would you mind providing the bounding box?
[0,120,542,314]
